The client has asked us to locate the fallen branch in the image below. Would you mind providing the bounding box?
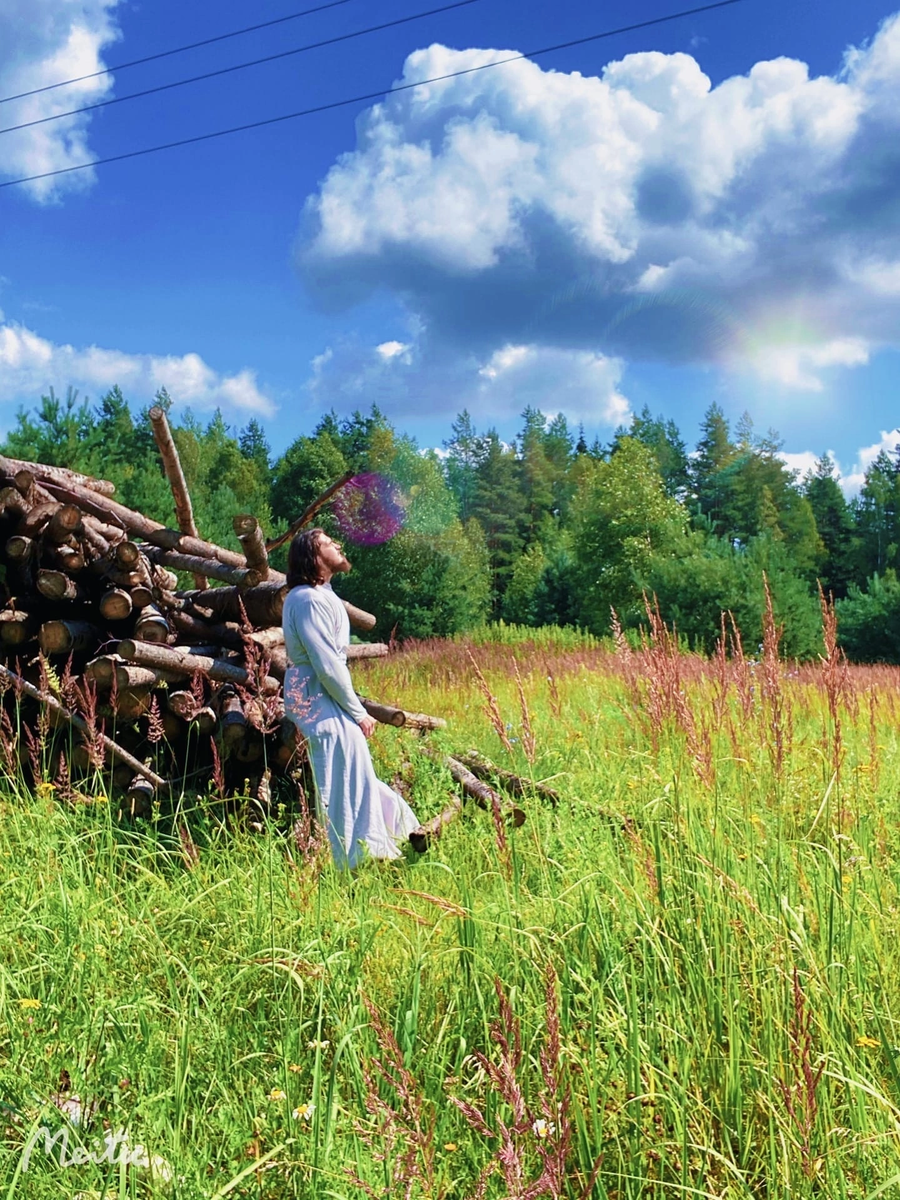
[445,755,526,827]
[457,750,559,806]
[408,793,464,853]
[266,470,354,554]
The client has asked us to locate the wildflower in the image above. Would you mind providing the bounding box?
[532,1119,556,1139]
[288,1063,303,1074]
[292,1102,315,1121]
[443,1142,458,1153]
[856,1035,880,1048]
[307,1039,330,1051]
[268,1088,286,1101]
[17,998,41,1010]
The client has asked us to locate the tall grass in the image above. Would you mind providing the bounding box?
[2,616,900,1196]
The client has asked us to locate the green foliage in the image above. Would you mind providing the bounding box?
[571,437,687,631]
[337,517,490,638]
[837,571,900,662]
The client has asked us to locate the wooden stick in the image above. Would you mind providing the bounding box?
[342,600,377,633]
[233,515,269,580]
[99,588,133,622]
[408,794,464,853]
[148,405,208,590]
[0,662,167,788]
[346,642,389,660]
[358,696,445,729]
[0,455,116,496]
[445,756,526,826]
[266,470,355,553]
[117,638,280,693]
[457,751,560,806]
[359,697,405,727]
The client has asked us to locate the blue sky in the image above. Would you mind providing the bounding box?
[1,0,898,491]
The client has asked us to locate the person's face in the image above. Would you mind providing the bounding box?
[316,533,351,575]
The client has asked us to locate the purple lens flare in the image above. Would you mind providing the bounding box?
[332,473,405,546]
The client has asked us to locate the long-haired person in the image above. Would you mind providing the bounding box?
[281,528,419,868]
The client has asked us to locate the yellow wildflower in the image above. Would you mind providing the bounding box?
[17,998,41,1010]
[856,1035,880,1048]
[287,1063,303,1074]
[443,1143,458,1153]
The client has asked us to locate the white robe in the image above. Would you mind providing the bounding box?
[282,583,419,868]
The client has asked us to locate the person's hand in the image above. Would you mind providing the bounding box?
[359,715,377,738]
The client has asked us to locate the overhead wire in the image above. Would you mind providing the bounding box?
[0,0,364,106]
[0,0,742,192]
[0,0,481,138]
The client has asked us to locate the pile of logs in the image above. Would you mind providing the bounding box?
[0,407,443,818]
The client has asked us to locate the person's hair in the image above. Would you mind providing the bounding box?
[286,527,327,588]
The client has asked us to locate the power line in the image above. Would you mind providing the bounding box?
[0,0,364,107]
[0,0,742,192]
[0,0,481,138]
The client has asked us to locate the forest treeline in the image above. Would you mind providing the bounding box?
[3,386,899,661]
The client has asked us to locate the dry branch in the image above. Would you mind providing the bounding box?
[266,469,354,554]
[148,405,207,590]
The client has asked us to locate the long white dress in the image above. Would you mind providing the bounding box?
[282,583,419,869]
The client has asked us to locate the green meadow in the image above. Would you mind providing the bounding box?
[2,618,900,1198]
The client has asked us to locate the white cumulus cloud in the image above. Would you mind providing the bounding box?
[0,321,276,418]
[307,331,629,428]
[299,13,900,395]
[0,0,122,202]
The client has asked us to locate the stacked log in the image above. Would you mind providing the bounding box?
[0,450,428,817]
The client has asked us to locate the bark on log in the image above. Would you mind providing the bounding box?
[0,455,116,497]
[445,756,526,827]
[233,515,269,580]
[358,696,445,729]
[169,609,244,648]
[266,470,355,553]
[19,501,62,538]
[346,642,389,660]
[359,697,405,727]
[117,638,280,693]
[179,581,288,627]
[457,751,560,806]
[343,601,377,633]
[144,545,260,588]
[39,478,251,569]
[124,775,155,818]
[408,794,464,853]
[85,656,170,691]
[217,686,246,747]
[39,620,100,655]
[0,661,166,788]
[148,405,207,590]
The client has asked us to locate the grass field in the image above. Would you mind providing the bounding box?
[3,610,900,1198]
